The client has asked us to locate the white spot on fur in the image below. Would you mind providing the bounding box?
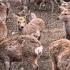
[35,45,43,55]
[36,30,40,37]
[5,61,10,70]
[12,32,16,35]
[20,67,24,70]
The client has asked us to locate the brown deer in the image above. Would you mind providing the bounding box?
[0,35,43,70]
[57,49,70,70]
[58,7,70,39]
[49,39,70,70]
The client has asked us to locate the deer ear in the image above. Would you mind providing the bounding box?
[63,0,65,3]
[31,12,37,19]
[17,13,20,16]
[61,0,66,4]
[13,13,19,19]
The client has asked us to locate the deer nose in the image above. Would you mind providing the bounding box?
[64,13,67,15]
[21,26,24,29]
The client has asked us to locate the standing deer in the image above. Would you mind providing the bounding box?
[0,35,43,70]
[58,8,70,39]
[18,12,45,40]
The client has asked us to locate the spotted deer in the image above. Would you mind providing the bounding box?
[49,39,70,70]
[19,12,45,40]
[0,35,43,70]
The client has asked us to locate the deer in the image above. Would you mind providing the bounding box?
[0,20,7,41]
[49,39,70,70]
[57,49,70,70]
[18,12,45,40]
[58,5,70,39]
[0,35,43,70]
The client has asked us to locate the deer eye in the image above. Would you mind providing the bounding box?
[24,21,26,23]
[18,21,20,23]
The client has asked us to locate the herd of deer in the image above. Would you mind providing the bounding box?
[0,0,70,70]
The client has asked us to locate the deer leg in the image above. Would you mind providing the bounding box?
[33,45,43,70]
[20,67,24,70]
[50,0,55,13]
[0,53,10,70]
[32,56,39,70]
[4,60,10,70]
